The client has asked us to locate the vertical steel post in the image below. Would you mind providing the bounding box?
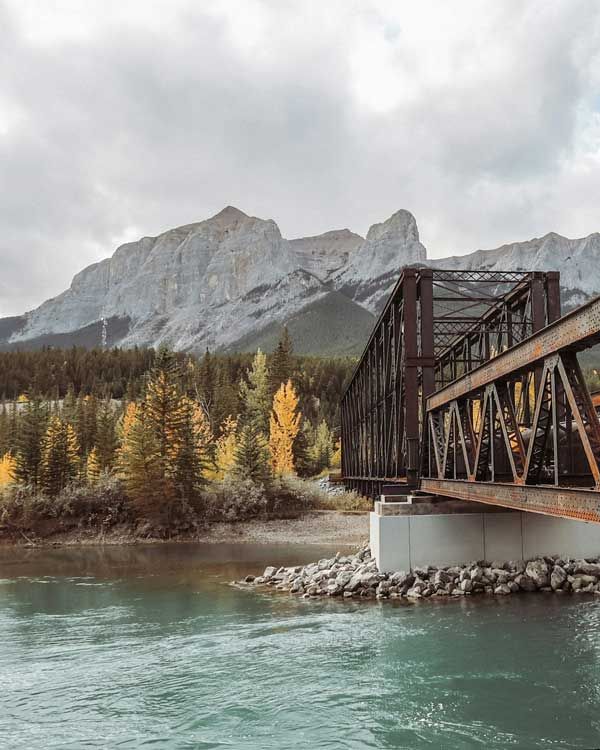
[403,269,419,487]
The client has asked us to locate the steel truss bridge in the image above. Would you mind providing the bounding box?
[341,267,600,522]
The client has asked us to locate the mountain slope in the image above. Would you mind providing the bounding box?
[225,291,376,357]
[2,204,600,356]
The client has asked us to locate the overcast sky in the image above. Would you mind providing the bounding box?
[1,1,600,316]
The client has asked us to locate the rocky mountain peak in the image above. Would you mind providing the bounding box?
[210,205,248,222]
[366,208,420,244]
[4,205,600,356]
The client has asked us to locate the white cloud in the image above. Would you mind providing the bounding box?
[0,0,600,315]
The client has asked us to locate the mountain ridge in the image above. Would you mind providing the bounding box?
[2,206,599,356]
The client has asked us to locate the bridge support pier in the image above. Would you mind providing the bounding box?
[371,504,600,572]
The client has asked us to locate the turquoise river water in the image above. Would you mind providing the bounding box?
[1,543,600,749]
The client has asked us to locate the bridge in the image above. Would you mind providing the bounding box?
[340,267,600,568]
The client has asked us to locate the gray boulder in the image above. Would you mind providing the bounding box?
[525,560,550,587]
[550,565,567,590]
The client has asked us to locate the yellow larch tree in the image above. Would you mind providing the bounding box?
[269,380,301,476]
[211,416,238,480]
[0,453,16,487]
[86,446,101,484]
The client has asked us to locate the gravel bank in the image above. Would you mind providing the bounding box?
[238,544,600,600]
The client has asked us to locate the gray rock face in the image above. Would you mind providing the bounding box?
[5,203,600,354]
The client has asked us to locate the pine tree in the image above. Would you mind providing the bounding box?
[144,346,186,507]
[239,349,271,434]
[197,349,215,416]
[118,403,162,515]
[269,380,301,476]
[96,400,118,473]
[0,402,10,456]
[269,327,294,394]
[171,397,209,506]
[293,421,316,477]
[14,396,48,488]
[312,420,334,472]
[233,423,271,484]
[40,416,80,496]
[212,367,240,433]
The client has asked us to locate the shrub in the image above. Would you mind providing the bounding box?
[0,475,131,530]
[203,476,269,522]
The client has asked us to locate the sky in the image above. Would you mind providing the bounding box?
[1,0,600,316]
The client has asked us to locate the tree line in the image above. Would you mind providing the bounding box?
[0,330,354,523]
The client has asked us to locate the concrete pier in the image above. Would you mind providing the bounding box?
[371,501,600,571]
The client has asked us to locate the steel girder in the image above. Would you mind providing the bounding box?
[341,268,558,497]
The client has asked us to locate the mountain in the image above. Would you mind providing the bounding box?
[1,205,599,356]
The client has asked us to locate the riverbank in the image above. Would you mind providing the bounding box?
[0,510,369,548]
[238,544,600,600]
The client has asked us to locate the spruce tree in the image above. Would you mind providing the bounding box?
[40,416,80,496]
[96,400,118,473]
[213,363,240,433]
[233,423,271,484]
[118,403,162,516]
[0,402,10,456]
[239,349,271,434]
[171,397,208,507]
[14,395,48,488]
[269,327,293,394]
[144,345,186,506]
[312,420,333,472]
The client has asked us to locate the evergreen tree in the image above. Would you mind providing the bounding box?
[40,416,80,496]
[0,402,10,456]
[171,397,209,506]
[293,421,316,478]
[14,396,48,488]
[212,366,240,433]
[118,403,162,515]
[269,380,301,476]
[96,400,118,473]
[269,327,294,394]
[312,419,334,472]
[239,349,271,433]
[144,346,186,506]
[197,349,215,414]
[233,423,271,484]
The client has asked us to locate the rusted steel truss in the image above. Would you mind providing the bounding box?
[422,294,600,520]
[341,268,559,498]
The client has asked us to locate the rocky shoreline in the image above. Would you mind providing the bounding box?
[236,544,600,600]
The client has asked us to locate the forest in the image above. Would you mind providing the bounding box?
[0,330,362,538]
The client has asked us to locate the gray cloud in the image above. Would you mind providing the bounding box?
[1,0,599,315]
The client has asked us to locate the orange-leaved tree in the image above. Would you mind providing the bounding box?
[269,380,301,476]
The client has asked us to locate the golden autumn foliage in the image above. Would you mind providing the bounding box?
[211,416,238,480]
[86,447,101,484]
[269,380,301,476]
[0,453,16,487]
[40,416,80,496]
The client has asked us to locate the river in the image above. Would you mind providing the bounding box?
[1,543,600,749]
